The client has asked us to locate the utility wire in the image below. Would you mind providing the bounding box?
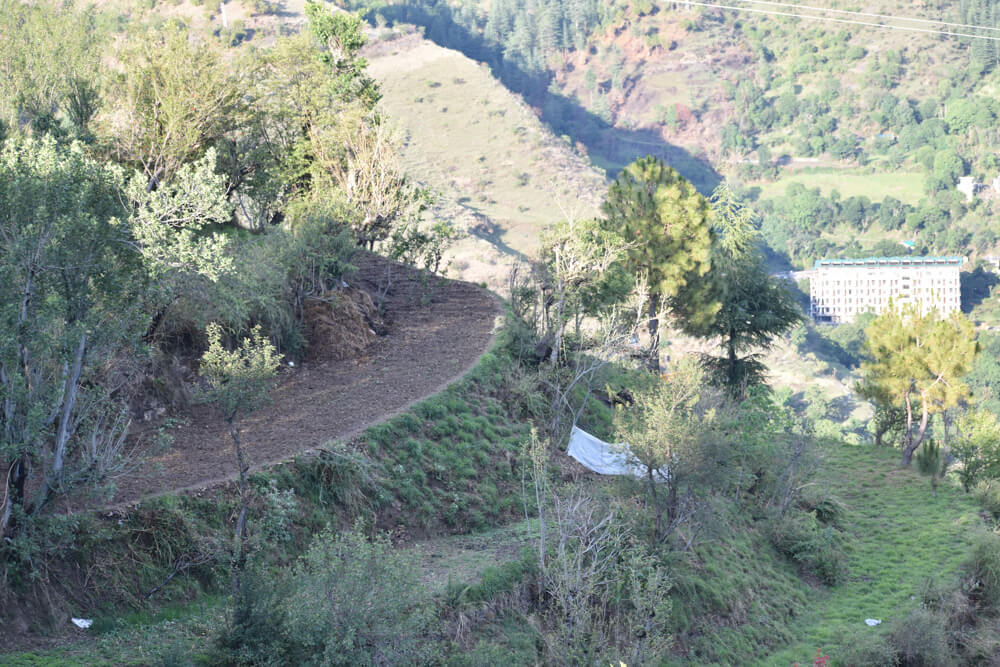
[680,0,1000,41]
[736,0,1000,33]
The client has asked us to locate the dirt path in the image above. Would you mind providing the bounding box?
[101,254,500,509]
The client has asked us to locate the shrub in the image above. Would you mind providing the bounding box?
[889,607,955,666]
[215,565,288,665]
[281,528,436,665]
[799,490,847,528]
[962,533,1000,612]
[974,482,1000,519]
[217,528,436,665]
[767,513,848,586]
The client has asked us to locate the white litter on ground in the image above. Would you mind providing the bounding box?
[71,618,93,629]
[865,619,882,626]
[566,427,666,480]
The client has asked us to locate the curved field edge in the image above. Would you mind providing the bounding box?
[0,331,537,648]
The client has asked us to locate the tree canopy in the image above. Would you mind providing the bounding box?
[672,184,802,398]
[603,156,713,370]
[860,305,978,465]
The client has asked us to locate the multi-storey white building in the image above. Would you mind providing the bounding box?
[810,256,963,324]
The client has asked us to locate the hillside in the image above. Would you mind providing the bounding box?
[5,2,1000,665]
[366,32,608,287]
[361,0,1000,282]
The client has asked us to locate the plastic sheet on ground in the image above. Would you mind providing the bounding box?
[566,426,666,480]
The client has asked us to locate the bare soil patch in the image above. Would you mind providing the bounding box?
[105,253,500,508]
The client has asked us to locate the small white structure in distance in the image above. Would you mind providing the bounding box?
[566,426,666,480]
[958,176,978,202]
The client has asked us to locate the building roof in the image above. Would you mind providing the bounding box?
[814,256,965,269]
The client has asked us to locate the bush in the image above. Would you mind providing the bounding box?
[799,490,847,528]
[215,565,288,665]
[281,528,435,665]
[889,607,954,666]
[962,533,1000,612]
[767,513,848,585]
[216,528,436,665]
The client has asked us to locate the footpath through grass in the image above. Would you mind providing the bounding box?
[766,442,984,665]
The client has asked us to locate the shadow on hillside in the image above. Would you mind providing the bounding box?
[372,5,721,194]
[463,207,530,262]
[961,266,1000,313]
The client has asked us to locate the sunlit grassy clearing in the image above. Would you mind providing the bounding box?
[756,170,926,206]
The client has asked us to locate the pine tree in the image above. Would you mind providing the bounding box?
[671,184,802,398]
[603,156,713,372]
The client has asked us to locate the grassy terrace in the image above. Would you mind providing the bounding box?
[755,169,926,206]
[768,442,983,665]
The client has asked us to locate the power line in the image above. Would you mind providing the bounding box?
[737,0,1000,33]
[681,0,1000,41]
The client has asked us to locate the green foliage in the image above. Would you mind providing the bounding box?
[217,527,435,666]
[603,156,713,307]
[384,218,463,276]
[101,26,242,186]
[0,0,104,134]
[0,135,145,544]
[767,512,848,585]
[306,1,380,110]
[674,184,802,398]
[861,305,978,464]
[950,410,1000,492]
[889,607,956,667]
[282,528,435,665]
[198,324,282,425]
[837,628,899,666]
[963,532,1000,612]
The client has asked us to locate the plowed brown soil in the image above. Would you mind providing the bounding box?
[106,253,500,508]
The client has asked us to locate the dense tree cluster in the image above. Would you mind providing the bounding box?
[0,0,457,561]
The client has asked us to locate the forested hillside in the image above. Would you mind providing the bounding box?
[355,0,1000,272]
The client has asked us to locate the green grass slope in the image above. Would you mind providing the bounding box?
[768,442,984,665]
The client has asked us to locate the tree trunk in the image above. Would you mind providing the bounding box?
[902,394,931,465]
[901,389,915,464]
[727,327,744,401]
[550,278,566,366]
[228,419,250,600]
[1,457,27,537]
[647,293,661,373]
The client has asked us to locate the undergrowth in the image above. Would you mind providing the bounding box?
[0,337,536,644]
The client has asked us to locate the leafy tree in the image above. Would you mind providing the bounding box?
[603,156,713,371]
[615,358,707,543]
[0,136,144,541]
[861,305,978,465]
[100,26,243,189]
[672,184,802,399]
[930,149,965,190]
[123,148,236,343]
[318,116,431,249]
[0,0,103,135]
[198,324,281,596]
[952,409,1000,493]
[305,1,380,110]
[537,217,630,364]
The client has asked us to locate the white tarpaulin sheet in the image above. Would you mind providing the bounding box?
[567,426,650,478]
